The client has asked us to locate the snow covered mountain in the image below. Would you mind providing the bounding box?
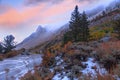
[16,24,69,50]
[16,25,53,49]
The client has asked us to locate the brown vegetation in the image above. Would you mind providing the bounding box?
[94,41,120,72]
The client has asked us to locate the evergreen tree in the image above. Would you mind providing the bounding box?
[81,11,89,41]
[113,18,120,39]
[63,5,89,44]
[0,43,3,53]
[69,5,82,42]
[63,31,72,44]
[3,35,16,53]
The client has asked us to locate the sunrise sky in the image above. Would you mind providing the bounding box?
[0,0,115,43]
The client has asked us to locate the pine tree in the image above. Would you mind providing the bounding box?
[63,5,90,44]
[63,31,72,45]
[0,43,3,53]
[3,35,16,53]
[81,11,89,41]
[69,5,82,42]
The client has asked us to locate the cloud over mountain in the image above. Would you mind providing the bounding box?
[0,0,114,42]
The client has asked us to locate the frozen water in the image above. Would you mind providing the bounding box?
[0,54,42,80]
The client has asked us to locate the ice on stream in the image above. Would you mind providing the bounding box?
[0,54,42,80]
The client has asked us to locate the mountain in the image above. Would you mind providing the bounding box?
[16,3,120,50]
[16,24,69,50]
[16,25,50,49]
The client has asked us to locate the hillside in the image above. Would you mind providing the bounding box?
[1,0,120,80]
[29,8,120,53]
[19,6,120,80]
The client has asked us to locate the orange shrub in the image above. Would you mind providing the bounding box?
[5,50,18,58]
[95,41,120,71]
[62,41,72,52]
[21,71,42,80]
[0,54,4,60]
[41,50,55,67]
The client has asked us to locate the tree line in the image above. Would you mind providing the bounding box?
[63,5,89,44]
[63,5,120,44]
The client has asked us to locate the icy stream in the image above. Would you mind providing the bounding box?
[0,54,42,80]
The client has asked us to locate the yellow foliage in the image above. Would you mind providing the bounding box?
[63,41,72,52]
[90,31,106,40]
[50,42,62,51]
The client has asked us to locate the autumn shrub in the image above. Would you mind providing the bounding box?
[72,51,88,61]
[67,65,83,79]
[95,41,120,72]
[95,49,111,61]
[50,42,62,53]
[95,41,120,60]
[41,50,55,68]
[96,73,115,80]
[79,73,115,80]
[62,41,72,52]
[38,67,55,79]
[100,55,117,71]
[5,50,18,58]
[90,25,114,41]
[112,50,120,63]
[90,31,106,40]
[113,64,120,77]
[0,54,4,61]
[21,71,42,80]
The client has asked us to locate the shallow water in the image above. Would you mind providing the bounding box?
[0,54,42,80]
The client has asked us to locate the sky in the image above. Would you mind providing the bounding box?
[0,0,115,43]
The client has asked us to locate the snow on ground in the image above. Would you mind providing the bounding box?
[0,54,42,80]
[52,73,69,80]
[52,57,107,80]
[82,58,107,76]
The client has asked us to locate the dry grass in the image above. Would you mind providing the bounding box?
[5,50,19,58]
[94,41,120,71]
[0,54,4,61]
[113,64,120,77]
[96,73,115,80]
[20,71,42,80]
[21,67,54,80]
[41,50,55,67]
[0,48,25,59]
[21,71,116,80]
[20,40,120,80]
[80,72,115,80]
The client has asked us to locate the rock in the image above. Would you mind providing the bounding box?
[21,50,31,55]
[39,67,51,78]
[44,72,55,80]
[54,66,63,73]
[76,45,93,52]
[0,55,3,61]
[90,51,97,56]
[73,59,81,65]
[89,41,100,48]
[100,36,111,42]
[91,66,97,70]
[64,63,73,70]
[66,65,82,78]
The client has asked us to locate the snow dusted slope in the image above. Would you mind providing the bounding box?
[16,25,54,49]
[16,24,69,50]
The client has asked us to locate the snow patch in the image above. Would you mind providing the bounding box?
[82,58,107,76]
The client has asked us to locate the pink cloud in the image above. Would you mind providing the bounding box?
[0,3,46,27]
[0,0,103,28]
